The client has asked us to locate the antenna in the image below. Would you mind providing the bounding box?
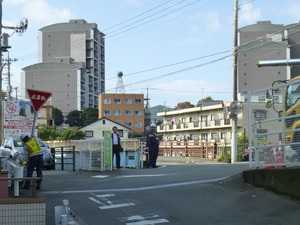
[115,71,125,93]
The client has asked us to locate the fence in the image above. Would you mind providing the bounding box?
[46,139,221,171]
[159,141,217,159]
[248,79,300,168]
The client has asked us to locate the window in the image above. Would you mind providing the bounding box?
[221,133,226,139]
[125,110,132,116]
[104,98,111,104]
[135,110,142,116]
[254,110,266,119]
[104,110,111,116]
[114,110,121,116]
[135,99,142,104]
[201,133,208,141]
[114,99,121,104]
[102,120,105,124]
[125,122,132,128]
[201,116,207,122]
[211,133,219,141]
[135,122,142,128]
[125,99,132,104]
[85,131,93,137]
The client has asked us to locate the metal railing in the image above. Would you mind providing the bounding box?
[159,141,217,159]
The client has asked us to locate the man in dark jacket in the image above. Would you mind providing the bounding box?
[111,126,122,169]
[146,123,160,168]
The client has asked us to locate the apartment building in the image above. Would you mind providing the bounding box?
[98,93,145,134]
[157,101,280,146]
[21,19,105,115]
[157,103,239,144]
[238,21,300,101]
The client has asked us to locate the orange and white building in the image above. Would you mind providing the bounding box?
[98,93,145,133]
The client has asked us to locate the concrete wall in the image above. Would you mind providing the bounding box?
[243,167,300,198]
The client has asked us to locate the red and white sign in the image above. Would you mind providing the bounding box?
[4,101,37,138]
[27,89,52,112]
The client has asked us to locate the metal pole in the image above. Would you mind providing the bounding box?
[231,0,239,163]
[257,59,300,67]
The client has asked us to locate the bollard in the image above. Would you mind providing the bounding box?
[14,166,24,197]
[60,215,68,225]
[55,205,67,225]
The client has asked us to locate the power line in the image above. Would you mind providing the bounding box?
[106,0,201,38]
[103,0,175,32]
[106,50,231,80]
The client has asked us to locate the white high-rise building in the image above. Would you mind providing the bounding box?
[21,19,105,114]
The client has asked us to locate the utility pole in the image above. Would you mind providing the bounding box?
[3,51,18,101]
[0,0,28,141]
[231,0,239,163]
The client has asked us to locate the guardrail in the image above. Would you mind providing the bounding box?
[159,141,217,159]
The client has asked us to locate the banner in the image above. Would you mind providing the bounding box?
[4,101,37,138]
[104,130,112,168]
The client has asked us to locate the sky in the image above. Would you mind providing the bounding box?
[3,0,300,108]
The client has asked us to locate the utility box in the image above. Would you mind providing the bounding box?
[120,150,141,168]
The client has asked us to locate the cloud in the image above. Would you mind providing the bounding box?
[239,3,261,25]
[285,2,300,21]
[9,0,73,27]
[203,11,221,31]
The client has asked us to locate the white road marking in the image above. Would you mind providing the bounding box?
[95,194,115,198]
[99,202,135,209]
[88,197,103,205]
[119,174,168,178]
[125,218,169,225]
[92,175,109,178]
[43,177,228,194]
[119,215,169,224]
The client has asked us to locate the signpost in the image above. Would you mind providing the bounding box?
[104,130,112,171]
[27,89,52,136]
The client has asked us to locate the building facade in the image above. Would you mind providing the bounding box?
[98,93,145,134]
[157,103,239,144]
[80,117,130,140]
[157,101,280,147]
[21,19,105,115]
[238,21,300,101]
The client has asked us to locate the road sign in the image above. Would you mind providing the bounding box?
[27,89,52,112]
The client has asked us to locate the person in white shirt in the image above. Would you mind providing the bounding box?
[111,126,122,168]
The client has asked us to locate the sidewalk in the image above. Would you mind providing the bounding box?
[157,155,220,164]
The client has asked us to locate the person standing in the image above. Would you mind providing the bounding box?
[20,134,43,190]
[111,126,122,169]
[146,123,160,168]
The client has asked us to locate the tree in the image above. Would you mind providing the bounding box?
[38,124,59,140]
[175,101,195,109]
[59,127,85,140]
[82,107,99,126]
[196,96,214,106]
[65,110,84,127]
[52,107,64,126]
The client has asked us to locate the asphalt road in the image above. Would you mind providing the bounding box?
[26,162,300,225]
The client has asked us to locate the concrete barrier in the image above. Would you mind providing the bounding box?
[243,167,300,198]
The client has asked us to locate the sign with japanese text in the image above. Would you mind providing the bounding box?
[27,89,52,112]
[104,130,112,168]
[4,101,37,138]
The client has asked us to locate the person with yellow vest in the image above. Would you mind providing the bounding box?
[20,134,43,190]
